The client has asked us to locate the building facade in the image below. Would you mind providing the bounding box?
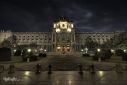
[0,19,127,53]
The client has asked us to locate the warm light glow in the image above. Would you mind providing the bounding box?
[40,48,43,51]
[97,48,101,52]
[56,28,60,33]
[71,24,73,28]
[111,49,115,53]
[67,28,71,32]
[53,23,56,28]
[81,49,84,52]
[27,49,31,53]
[124,50,126,52]
[67,47,70,49]
[85,47,88,53]
[60,22,67,29]
[13,49,16,53]
[24,71,30,76]
[98,71,104,77]
[44,49,47,52]
[57,46,61,49]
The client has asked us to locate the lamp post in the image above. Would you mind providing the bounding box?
[27,48,31,62]
[81,49,84,54]
[97,48,101,62]
[27,48,31,53]
[97,48,101,52]
[124,50,126,53]
[111,49,115,56]
[13,49,16,53]
[85,47,88,53]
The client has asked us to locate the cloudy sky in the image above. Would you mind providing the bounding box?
[0,0,127,32]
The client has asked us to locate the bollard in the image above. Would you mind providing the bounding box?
[90,64,95,74]
[48,64,52,74]
[98,57,101,62]
[8,64,15,74]
[0,65,4,73]
[27,58,30,62]
[116,64,123,73]
[78,64,83,74]
[35,64,42,74]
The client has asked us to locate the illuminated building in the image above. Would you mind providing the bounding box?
[0,18,127,53]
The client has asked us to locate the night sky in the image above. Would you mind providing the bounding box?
[0,0,127,32]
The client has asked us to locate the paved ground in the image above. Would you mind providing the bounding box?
[0,55,127,85]
[1,55,127,71]
[1,71,127,85]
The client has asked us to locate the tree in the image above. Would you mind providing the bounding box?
[115,49,124,56]
[85,36,98,51]
[11,35,17,47]
[1,39,12,48]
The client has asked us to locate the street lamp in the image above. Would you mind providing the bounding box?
[13,49,16,53]
[97,48,101,62]
[27,48,31,53]
[67,28,71,32]
[85,47,88,53]
[81,49,84,52]
[97,48,101,52]
[111,49,115,53]
[124,50,126,53]
[44,49,47,52]
[56,28,61,33]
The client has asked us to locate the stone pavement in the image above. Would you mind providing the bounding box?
[0,71,127,85]
[1,55,127,85]
[2,55,127,71]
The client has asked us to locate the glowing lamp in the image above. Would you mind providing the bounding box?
[67,28,71,32]
[56,28,60,33]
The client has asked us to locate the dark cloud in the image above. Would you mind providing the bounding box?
[0,0,127,32]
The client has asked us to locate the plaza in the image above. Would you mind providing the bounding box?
[0,55,127,85]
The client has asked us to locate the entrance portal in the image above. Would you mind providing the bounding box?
[56,46,71,53]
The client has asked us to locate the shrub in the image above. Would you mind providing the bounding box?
[30,55,38,61]
[122,53,127,61]
[115,49,124,56]
[38,53,47,57]
[82,53,90,57]
[14,49,21,56]
[92,50,109,61]
[101,49,112,59]
[22,55,37,62]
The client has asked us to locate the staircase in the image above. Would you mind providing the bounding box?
[49,55,79,71]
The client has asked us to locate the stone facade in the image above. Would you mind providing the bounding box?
[0,19,127,53]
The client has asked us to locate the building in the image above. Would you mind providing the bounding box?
[0,18,127,53]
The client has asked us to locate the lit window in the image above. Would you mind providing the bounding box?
[67,28,71,32]
[56,28,61,33]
